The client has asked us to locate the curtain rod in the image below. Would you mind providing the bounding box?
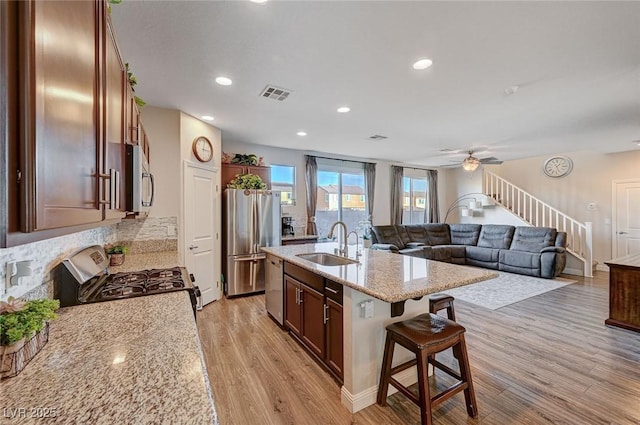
[394,165,437,172]
[310,155,375,166]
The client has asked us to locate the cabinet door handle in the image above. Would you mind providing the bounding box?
[325,287,339,294]
[295,287,300,305]
[323,304,328,324]
[299,288,303,304]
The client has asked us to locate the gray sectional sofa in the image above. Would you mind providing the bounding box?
[370,223,567,278]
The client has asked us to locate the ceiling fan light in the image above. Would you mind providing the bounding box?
[462,157,480,172]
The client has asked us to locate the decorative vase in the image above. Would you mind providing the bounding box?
[109,253,125,266]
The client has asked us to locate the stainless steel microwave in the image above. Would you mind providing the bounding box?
[126,144,154,213]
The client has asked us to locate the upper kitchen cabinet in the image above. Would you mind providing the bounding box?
[222,164,271,189]
[103,14,127,219]
[19,0,104,231]
[0,0,145,247]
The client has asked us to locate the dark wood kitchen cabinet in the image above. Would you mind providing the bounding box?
[284,276,302,335]
[301,284,325,359]
[20,0,104,231]
[103,15,127,219]
[222,164,271,189]
[0,0,145,246]
[283,262,344,381]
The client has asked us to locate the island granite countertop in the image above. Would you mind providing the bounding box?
[262,242,497,303]
[0,291,217,425]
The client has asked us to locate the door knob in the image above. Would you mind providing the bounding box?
[618,232,628,235]
[189,245,199,250]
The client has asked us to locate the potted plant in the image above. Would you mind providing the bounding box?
[226,173,267,190]
[105,245,129,266]
[0,297,59,379]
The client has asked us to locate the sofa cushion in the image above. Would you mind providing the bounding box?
[403,225,430,245]
[396,225,412,246]
[449,224,482,246]
[510,227,557,253]
[465,246,500,269]
[477,225,515,249]
[423,224,451,245]
[371,225,405,248]
[424,245,464,263]
[499,250,542,277]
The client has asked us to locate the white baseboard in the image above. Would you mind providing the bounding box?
[562,267,584,276]
[341,367,417,413]
[596,264,609,272]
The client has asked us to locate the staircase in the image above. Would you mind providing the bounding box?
[483,170,593,277]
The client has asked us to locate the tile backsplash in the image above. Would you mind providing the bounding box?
[0,216,178,301]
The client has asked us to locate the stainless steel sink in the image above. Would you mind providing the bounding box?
[296,253,359,266]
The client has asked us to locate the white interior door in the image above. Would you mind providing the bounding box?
[613,179,640,258]
[184,162,220,305]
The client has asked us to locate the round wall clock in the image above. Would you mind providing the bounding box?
[543,155,573,178]
[192,136,213,162]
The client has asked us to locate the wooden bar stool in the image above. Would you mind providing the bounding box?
[429,293,456,321]
[377,313,477,425]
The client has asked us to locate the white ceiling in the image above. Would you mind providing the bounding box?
[111,1,640,168]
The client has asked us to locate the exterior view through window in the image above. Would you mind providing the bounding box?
[316,163,367,240]
[271,165,295,205]
[403,176,428,224]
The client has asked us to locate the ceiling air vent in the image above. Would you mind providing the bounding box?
[259,85,292,101]
[368,135,388,141]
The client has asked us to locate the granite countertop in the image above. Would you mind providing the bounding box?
[282,235,319,241]
[262,242,498,303]
[109,251,180,273]
[0,292,217,424]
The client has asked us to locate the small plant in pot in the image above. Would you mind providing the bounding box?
[226,173,267,190]
[105,245,129,266]
[0,297,60,378]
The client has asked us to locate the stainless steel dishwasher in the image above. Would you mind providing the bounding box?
[265,254,284,325]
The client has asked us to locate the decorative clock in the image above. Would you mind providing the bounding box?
[543,156,573,178]
[192,136,213,162]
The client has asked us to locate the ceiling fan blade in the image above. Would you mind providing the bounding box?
[480,157,503,165]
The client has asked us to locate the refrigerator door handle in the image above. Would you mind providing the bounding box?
[233,256,255,262]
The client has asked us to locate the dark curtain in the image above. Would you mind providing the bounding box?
[426,169,440,223]
[304,155,318,235]
[390,165,404,225]
[364,162,376,221]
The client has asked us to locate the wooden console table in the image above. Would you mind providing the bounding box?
[604,254,640,333]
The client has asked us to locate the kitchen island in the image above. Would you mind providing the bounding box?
[0,291,217,424]
[262,242,497,413]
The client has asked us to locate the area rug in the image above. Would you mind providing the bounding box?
[442,271,576,310]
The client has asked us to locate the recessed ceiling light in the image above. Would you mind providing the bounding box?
[633,140,640,146]
[297,131,307,136]
[504,85,519,95]
[250,0,268,3]
[215,77,232,86]
[337,106,350,113]
[412,58,433,70]
[201,115,214,121]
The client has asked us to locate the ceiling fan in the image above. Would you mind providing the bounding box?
[442,149,503,171]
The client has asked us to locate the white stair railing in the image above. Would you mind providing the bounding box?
[483,170,593,277]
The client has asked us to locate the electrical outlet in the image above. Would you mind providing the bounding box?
[167,225,177,237]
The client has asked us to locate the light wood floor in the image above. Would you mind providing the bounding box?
[196,272,640,424]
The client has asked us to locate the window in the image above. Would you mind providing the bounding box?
[315,159,367,240]
[402,175,428,224]
[271,165,295,205]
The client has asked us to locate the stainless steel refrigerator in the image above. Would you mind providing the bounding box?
[223,189,281,297]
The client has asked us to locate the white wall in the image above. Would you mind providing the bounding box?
[141,106,181,218]
[442,150,640,266]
